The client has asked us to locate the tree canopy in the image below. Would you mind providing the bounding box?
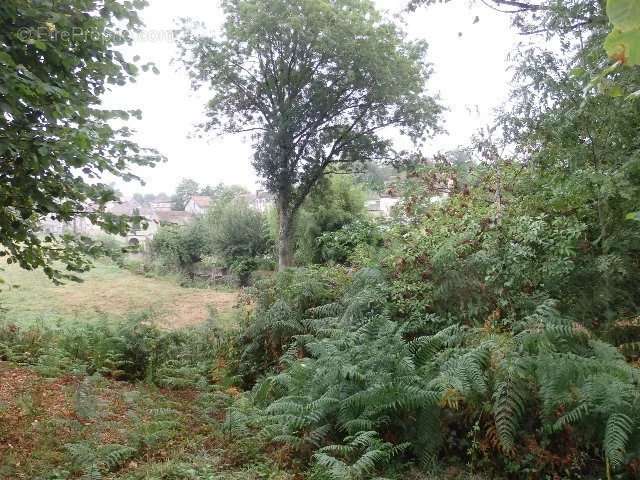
[176,0,441,269]
[0,0,160,282]
[172,178,201,211]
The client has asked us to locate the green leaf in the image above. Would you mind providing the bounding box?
[124,63,139,75]
[626,211,640,221]
[607,0,640,32]
[608,84,625,97]
[32,40,47,50]
[0,51,16,66]
[604,28,640,65]
[570,67,586,78]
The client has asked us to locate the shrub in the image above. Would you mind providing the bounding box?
[150,198,273,285]
[294,176,368,265]
[388,162,640,335]
[237,274,640,479]
[231,266,352,386]
[317,219,384,265]
[151,222,210,270]
[204,198,273,264]
[226,156,637,478]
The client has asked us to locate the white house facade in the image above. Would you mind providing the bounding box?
[184,196,212,215]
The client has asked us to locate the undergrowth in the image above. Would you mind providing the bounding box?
[0,310,232,387]
[227,268,640,480]
[0,305,296,480]
[2,264,639,479]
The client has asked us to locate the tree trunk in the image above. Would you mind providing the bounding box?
[278,206,295,271]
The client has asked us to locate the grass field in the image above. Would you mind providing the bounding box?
[0,262,297,479]
[0,260,239,329]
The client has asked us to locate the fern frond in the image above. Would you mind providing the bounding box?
[553,403,590,432]
[493,371,528,454]
[604,413,634,471]
[98,444,136,471]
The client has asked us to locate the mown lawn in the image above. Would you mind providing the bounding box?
[0,260,238,329]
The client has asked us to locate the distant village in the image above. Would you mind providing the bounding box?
[41,188,401,248]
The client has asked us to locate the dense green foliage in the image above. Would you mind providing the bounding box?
[294,177,368,265]
[244,286,639,478]
[0,311,226,387]
[389,161,640,333]
[0,0,160,282]
[151,196,272,284]
[316,218,384,267]
[227,170,640,476]
[232,266,351,386]
[219,2,640,477]
[152,222,210,271]
[204,198,272,267]
[151,176,374,280]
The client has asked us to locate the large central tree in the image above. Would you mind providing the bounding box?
[177,0,441,269]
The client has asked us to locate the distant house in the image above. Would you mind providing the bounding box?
[155,210,194,226]
[38,196,198,249]
[251,190,274,212]
[106,199,143,217]
[240,190,274,213]
[150,201,173,212]
[39,200,157,248]
[366,195,401,217]
[40,214,102,237]
[124,207,194,246]
[185,195,212,215]
[105,201,160,248]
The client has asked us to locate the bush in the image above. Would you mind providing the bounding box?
[151,222,210,271]
[150,198,273,285]
[294,176,368,265]
[231,266,352,386]
[387,163,640,335]
[230,270,640,479]
[204,198,273,264]
[317,218,384,265]
[221,155,640,478]
[225,155,640,477]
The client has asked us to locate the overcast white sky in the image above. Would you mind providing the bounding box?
[106,0,519,196]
